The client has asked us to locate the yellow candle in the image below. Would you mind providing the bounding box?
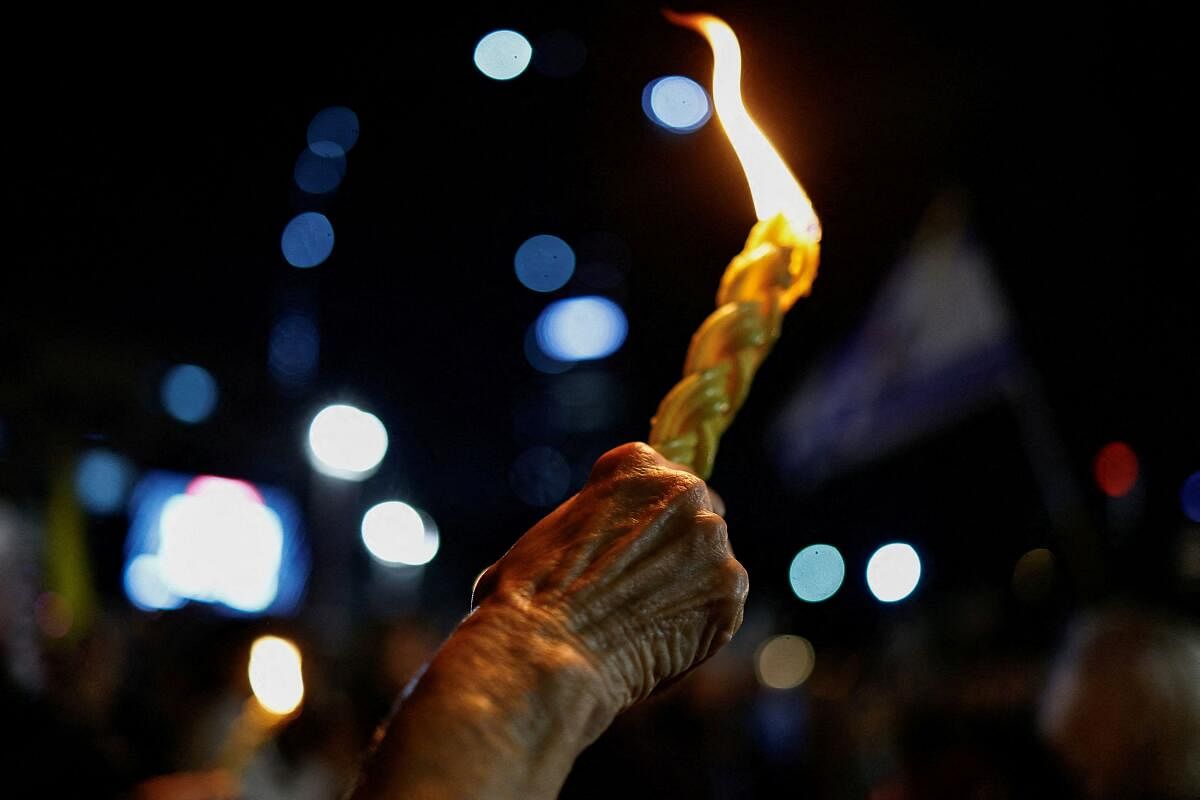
[650,13,822,479]
[216,635,305,776]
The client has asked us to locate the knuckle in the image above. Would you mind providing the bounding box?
[589,442,657,481]
[692,513,730,554]
[722,559,750,605]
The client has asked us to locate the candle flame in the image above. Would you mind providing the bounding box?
[665,10,820,241]
[248,635,304,716]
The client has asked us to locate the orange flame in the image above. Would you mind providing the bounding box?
[665,10,820,241]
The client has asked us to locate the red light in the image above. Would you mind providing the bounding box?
[1094,441,1138,497]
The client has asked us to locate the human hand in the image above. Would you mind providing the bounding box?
[350,442,747,800]
[471,441,748,718]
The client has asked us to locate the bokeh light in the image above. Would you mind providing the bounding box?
[306,106,359,157]
[123,471,307,616]
[1093,441,1138,497]
[532,29,587,78]
[524,324,573,374]
[788,544,845,602]
[161,364,218,424]
[866,542,922,602]
[157,477,284,613]
[514,234,576,292]
[1181,471,1200,523]
[281,212,334,269]
[123,554,184,612]
[293,148,346,194]
[361,501,440,566]
[307,404,388,480]
[269,311,319,391]
[474,30,533,80]
[755,635,815,689]
[75,448,135,515]
[535,296,627,362]
[510,446,571,507]
[34,592,73,639]
[642,75,712,133]
[1012,547,1056,604]
[248,636,305,715]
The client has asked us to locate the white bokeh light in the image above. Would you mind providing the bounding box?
[866,542,922,602]
[535,296,627,361]
[307,404,388,480]
[474,30,533,80]
[643,75,712,132]
[123,554,184,611]
[156,478,284,612]
[361,501,440,566]
[248,636,305,715]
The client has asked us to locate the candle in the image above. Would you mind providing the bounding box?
[216,635,305,777]
[649,12,822,479]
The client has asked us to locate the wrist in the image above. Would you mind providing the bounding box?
[353,599,616,800]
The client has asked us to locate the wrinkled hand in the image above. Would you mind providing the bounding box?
[471,442,748,715]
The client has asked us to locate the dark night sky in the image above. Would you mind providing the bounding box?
[3,2,1197,627]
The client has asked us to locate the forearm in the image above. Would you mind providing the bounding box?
[349,603,614,800]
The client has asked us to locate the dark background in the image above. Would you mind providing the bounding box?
[2,2,1197,795]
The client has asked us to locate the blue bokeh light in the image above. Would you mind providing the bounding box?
[161,364,218,424]
[515,234,576,292]
[269,312,319,390]
[281,212,334,268]
[307,106,359,157]
[75,449,135,515]
[642,75,712,133]
[474,30,533,80]
[524,324,573,374]
[535,296,627,362]
[1182,471,1200,523]
[789,544,846,602]
[293,148,346,194]
[510,446,571,507]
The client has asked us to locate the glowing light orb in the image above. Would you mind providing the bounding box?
[161,364,218,424]
[361,501,440,566]
[157,478,284,612]
[306,106,359,157]
[788,544,845,602]
[524,324,573,374]
[535,296,627,362]
[75,448,134,514]
[269,312,319,389]
[248,636,304,715]
[307,404,388,480]
[755,635,815,689]
[1094,441,1139,497]
[1180,471,1200,523]
[866,542,922,602]
[642,75,712,133]
[293,148,346,194]
[474,30,532,80]
[514,234,575,292]
[123,554,184,611]
[281,212,334,269]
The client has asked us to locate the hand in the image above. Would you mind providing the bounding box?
[471,441,748,718]
[351,442,747,800]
